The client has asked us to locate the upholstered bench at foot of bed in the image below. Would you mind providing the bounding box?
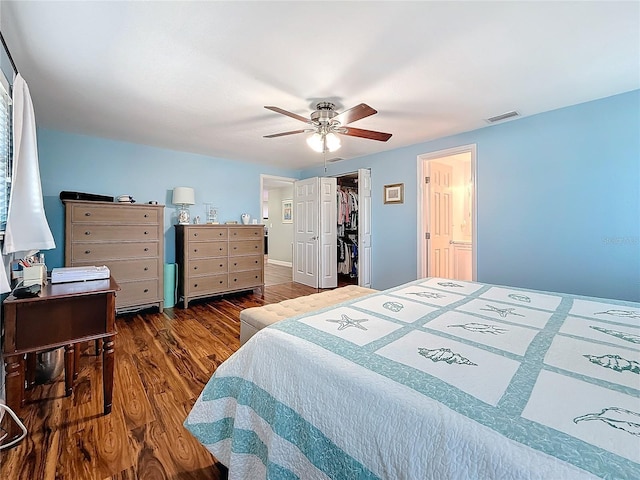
[239,285,377,345]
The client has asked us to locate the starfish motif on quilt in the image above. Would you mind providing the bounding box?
[326,314,369,331]
[480,304,525,318]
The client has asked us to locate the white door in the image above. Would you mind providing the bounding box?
[319,177,337,288]
[428,162,453,277]
[293,177,337,288]
[293,178,319,287]
[357,168,372,288]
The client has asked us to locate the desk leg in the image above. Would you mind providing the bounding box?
[4,354,24,412]
[102,336,114,415]
[64,344,75,396]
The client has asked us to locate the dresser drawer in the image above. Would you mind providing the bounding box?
[188,258,228,276]
[72,242,159,263]
[229,255,262,272]
[71,204,159,224]
[229,227,263,240]
[229,270,263,289]
[73,259,159,282]
[229,240,262,256]
[186,274,228,296]
[187,227,228,242]
[188,241,227,259]
[117,279,160,307]
[71,224,160,242]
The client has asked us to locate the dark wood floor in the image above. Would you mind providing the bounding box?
[0,280,321,479]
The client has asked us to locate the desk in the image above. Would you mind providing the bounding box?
[2,278,119,425]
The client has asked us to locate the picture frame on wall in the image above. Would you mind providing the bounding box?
[384,183,404,204]
[282,199,293,223]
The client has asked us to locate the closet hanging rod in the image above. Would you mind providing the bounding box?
[0,30,18,75]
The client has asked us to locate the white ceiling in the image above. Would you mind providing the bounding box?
[2,1,639,170]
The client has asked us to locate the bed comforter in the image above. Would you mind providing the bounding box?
[184,278,640,479]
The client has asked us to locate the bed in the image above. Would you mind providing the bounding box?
[184,278,640,479]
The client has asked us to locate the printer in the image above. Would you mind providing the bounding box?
[51,265,110,284]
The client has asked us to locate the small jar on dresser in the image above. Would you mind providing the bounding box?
[175,224,264,308]
[63,200,165,313]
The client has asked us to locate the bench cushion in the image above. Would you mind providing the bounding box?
[240,285,376,345]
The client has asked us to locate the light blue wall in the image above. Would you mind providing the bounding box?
[37,90,639,302]
[37,130,300,268]
[302,90,640,302]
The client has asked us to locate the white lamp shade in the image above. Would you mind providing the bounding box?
[172,187,195,205]
[325,132,341,152]
[306,133,324,153]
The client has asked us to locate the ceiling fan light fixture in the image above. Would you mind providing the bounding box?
[325,132,341,152]
[306,132,324,152]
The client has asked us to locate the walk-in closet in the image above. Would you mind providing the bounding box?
[336,173,359,285]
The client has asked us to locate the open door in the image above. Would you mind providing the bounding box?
[428,161,453,277]
[357,168,372,287]
[293,177,337,288]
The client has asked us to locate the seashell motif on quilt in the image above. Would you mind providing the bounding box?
[383,301,404,313]
[408,291,445,299]
[574,407,640,436]
[594,309,640,319]
[590,326,640,344]
[584,354,640,374]
[448,322,507,335]
[508,293,531,303]
[417,347,477,366]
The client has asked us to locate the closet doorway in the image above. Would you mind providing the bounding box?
[417,146,476,281]
[335,168,372,288]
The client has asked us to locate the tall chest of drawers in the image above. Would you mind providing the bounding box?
[176,224,264,308]
[64,200,165,313]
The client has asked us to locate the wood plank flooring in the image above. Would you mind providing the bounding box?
[0,279,321,480]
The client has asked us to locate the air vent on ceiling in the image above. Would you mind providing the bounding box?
[327,157,344,163]
[485,111,520,123]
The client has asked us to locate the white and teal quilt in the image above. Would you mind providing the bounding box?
[184,278,640,479]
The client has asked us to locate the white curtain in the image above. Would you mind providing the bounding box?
[1,73,55,290]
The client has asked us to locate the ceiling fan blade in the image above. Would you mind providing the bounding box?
[263,129,310,138]
[264,106,311,124]
[341,127,392,142]
[334,103,377,125]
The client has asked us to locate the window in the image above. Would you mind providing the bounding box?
[0,74,11,233]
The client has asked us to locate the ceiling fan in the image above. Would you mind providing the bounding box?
[263,102,392,153]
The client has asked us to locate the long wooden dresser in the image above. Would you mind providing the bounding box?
[175,224,264,308]
[64,200,165,313]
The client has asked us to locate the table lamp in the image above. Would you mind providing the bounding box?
[172,187,195,225]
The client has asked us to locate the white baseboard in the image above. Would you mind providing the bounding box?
[267,259,292,267]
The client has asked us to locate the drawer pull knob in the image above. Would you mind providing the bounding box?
[234,263,237,266]
[144,267,149,271]
[219,264,223,267]
[194,266,198,270]
[234,279,237,282]
[85,231,91,235]
[85,250,91,254]
[143,289,149,293]
[144,247,149,252]
[194,233,198,237]
[255,276,258,279]
[219,248,223,251]
[233,247,237,250]
[219,280,223,284]
[194,248,198,253]
[144,214,149,218]
[194,283,198,288]
[144,231,149,235]
[84,212,91,217]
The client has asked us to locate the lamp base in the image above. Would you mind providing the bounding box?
[177,207,190,225]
